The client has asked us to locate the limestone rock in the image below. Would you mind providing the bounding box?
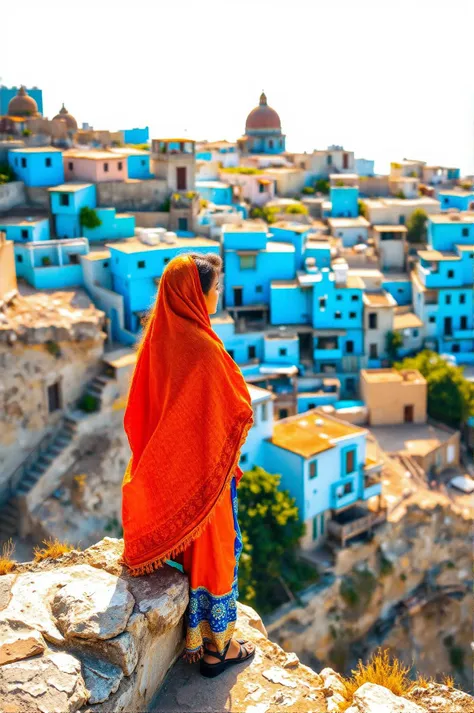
[49,564,135,640]
[407,682,474,712]
[124,565,189,636]
[237,602,268,637]
[74,650,123,705]
[345,682,426,712]
[0,573,15,611]
[0,617,46,665]
[69,629,139,676]
[0,650,88,713]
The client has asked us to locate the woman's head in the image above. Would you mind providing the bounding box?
[186,252,223,315]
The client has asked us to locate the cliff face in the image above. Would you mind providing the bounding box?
[1,538,472,713]
[265,493,473,691]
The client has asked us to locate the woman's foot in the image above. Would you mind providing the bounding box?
[203,637,255,664]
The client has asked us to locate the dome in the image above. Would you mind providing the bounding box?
[245,91,281,132]
[7,86,39,118]
[53,104,78,131]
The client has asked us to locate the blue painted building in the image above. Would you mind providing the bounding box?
[107,235,220,333]
[412,213,474,363]
[0,85,43,115]
[196,180,233,206]
[14,238,88,289]
[8,148,64,187]
[0,216,50,242]
[382,276,412,306]
[239,385,275,469]
[437,190,474,212]
[123,127,149,145]
[261,410,383,546]
[109,148,152,179]
[329,186,359,218]
[49,184,97,238]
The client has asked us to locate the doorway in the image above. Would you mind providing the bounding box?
[404,404,414,423]
[233,287,243,307]
[47,382,62,413]
[176,166,187,190]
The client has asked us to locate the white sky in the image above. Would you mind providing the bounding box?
[3,0,474,175]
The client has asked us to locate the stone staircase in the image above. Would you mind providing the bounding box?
[84,374,113,410]
[0,416,78,543]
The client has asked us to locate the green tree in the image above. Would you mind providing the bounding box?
[302,186,315,195]
[406,208,428,244]
[79,207,102,230]
[385,331,404,363]
[237,466,309,613]
[285,203,308,215]
[0,162,16,185]
[358,200,368,218]
[394,351,474,427]
[314,179,329,194]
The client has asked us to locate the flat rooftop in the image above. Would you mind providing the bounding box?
[222,221,267,233]
[0,215,48,226]
[48,183,94,193]
[272,221,310,234]
[361,368,425,385]
[64,150,126,160]
[270,409,366,458]
[418,250,460,262]
[247,384,274,404]
[8,147,63,154]
[106,236,219,254]
[369,423,455,457]
[372,225,408,233]
[81,250,111,262]
[363,292,395,307]
[393,312,424,330]
[328,217,370,228]
[429,213,474,224]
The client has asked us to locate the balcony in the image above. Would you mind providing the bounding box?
[314,347,342,361]
[327,505,387,546]
[330,478,358,510]
[362,475,382,500]
[453,328,474,340]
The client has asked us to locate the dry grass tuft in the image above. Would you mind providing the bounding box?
[0,538,16,575]
[338,648,415,711]
[33,537,79,562]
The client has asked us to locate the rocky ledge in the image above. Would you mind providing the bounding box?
[1,538,472,713]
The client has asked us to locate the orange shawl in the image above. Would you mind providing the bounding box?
[119,254,254,576]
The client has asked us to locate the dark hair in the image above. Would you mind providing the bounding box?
[186,252,222,295]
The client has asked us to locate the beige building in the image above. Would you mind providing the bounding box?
[363,197,440,225]
[263,167,305,197]
[393,312,424,353]
[363,291,396,361]
[360,368,427,426]
[371,225,408,271]
[290,147,355,178]
[151,138,196,192]
[0,231,17,306]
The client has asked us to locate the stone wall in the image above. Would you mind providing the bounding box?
[1,537,472,713]
[97,180,168,212]
[0,181,25,211]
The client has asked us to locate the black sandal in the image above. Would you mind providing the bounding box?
[199,637,256,678]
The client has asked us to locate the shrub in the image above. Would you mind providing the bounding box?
[395,190,406,199]
[358,199,368,218]
[339,648,415,711]
[79,393,99,412]
[406,208,428,244]
[33,537,78,562]
[79,206,102,230]
[314,179,329,194]
[379,553,394,577]
[335,179,345,187]
[0,539,15,575]
[285,203,308,215]
[22,129,32,137]
[302,186,315,195]
[159,196,171,212]
[45,340,61,358]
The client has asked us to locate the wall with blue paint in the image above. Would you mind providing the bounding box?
[261,440,305,514]
[196,181,233,205]
[382,278,412,306]
[270,284,312,325]
[222,225,268,251]
[270,224,309,270]
[14,240,88,288]
[330,186,358,217]
[240,394,274,467]
[263,335,299,364]
[82,208,135,241]
[50,184,97,238]
[123,127,149,144]
[8,149,64,187]
[438,192,474,211]
[0,218,50,242]
[127,154,153,179]
[245,132,286,154]
[224,246,295,307]
[428,217,474,251]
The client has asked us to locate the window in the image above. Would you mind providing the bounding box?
[164,257,170,264]
[319,297,326,310]
[308,402,315,409]
[227,349,234,359]
[239,254,256,270]
[368,313,378,329]
[343,481,353,495]
[460,294,466,304]
[21,229,28,239]
[178,217,188,231]
[461,316,468,329]
[351,294,359,301]
[279,408,289,418]
[261,402,268,421]
[118,161,123,171]
[240,453,248,463]
[59,193,70,206]
[336,294,342,301]
[335,311,342,319]
[259,183,265,194]
[104,162,109,172]
[309,461,317,479]
[45,157,52,167]
[68,162,74,171]
[429,316,435,323]
[447,269,454,278]
[445,294,451,305]
[269,139,274,149]
[320,512,325,534]
[256,285,263,292]
[343,152,349,169]
[369,343,378,359]
[279,348,287,356]
[21,158,27,168]
[137,260,146,268]
[248,345,256,359]
[69,253,80,265]
[103,261,109,268]
[399,215,405,225]
[346,340,354,354]
[16,254,23,263]
[452,344,460,353]
[345,449,356,474]
[346,377,355,393]
[327,155,332,166]
[141,159,146,166]
[462,227,469,237]
[349,311,356,319]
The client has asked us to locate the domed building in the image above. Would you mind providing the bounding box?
[238,91,286,155]
[53,104,78,133]
[7,86,40,118]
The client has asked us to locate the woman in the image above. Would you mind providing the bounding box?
[119,252,256,677]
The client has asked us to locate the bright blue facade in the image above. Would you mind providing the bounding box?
[8,148,64,187]
[127,153,153,179]
[14,239,88,289]
[330,186,359,217]
[82,208,135,241]
[50,184,97,239]
[0,217,50,242]
[123,127,149,144]
[382,277,412,306]
[239,388,274,468]
[438,192,474,212]
[196,180,233,205]
[0,86,43,115]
